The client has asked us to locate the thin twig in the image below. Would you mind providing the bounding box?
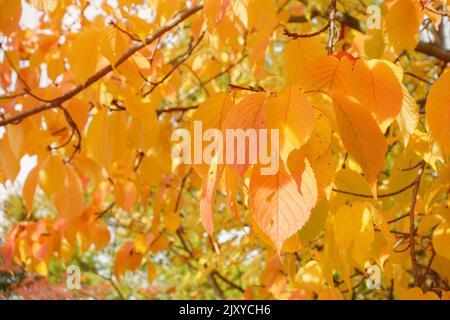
[108,20,141,41]
[420,249,437,288]
[142,32,205,97]
[332,178,417,198]
[211,270,245,293]
[283,21,331,39]
[228,84,264,92]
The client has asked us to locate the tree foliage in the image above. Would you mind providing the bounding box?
[1,0,450,300]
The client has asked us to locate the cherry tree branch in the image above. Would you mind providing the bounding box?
[288,5,450,61]
[142,31,205,97]
[332,179,417,198]
[282,21,331,39]
[0,5,203,128]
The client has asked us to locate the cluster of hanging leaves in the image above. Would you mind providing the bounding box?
[1,0,450,299]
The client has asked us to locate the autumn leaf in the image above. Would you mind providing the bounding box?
[331,91,387,197]
[249,159,317,253]
[385,0,424,53]
[266,86,314,163]
[351,59,403,126]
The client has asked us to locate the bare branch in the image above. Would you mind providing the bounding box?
[282,21,330,39]
[332,179,417,198]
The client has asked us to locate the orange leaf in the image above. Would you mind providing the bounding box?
[249,161,317,253]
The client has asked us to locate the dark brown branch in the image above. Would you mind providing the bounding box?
[282,21,330,39]
[209,272,226,299]
[229,84,264,92]
[96,202,115,220]
[0,91,27,100]
[211,270,245,293]
[0,5,203,127]
[108,20,141,42]
[174,168,193,213]
[60,106,82,162]
[332,179,417,198]
[401,161,425,172]
[156,105,198,115]
[133,150,145,171]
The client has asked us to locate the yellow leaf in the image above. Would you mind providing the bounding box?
[351,59,403,126]
[266,86,314,162]
[86,109,127,168]
[39,155,66,198]
[191,92,233,178]
[164,211,180,233]
[134,234,152,254]
[54,166,84,220]
[433,221,450,260]
[299,199,329,245]
[426,71,450,157]
[114,179,138,213]
[284,37,326,85]
[396,86,419,146]
[333,203,374,266]
[332,91,387,197]
[0,0,21,35]
[147,260,156,283]
[364,29,385,60]
[221,92,268,176]
[385,0,424,53]
[68,27,100,83]
[0,135,20,184]
[297,56,353,92]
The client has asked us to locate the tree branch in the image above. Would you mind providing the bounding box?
[142,31,205,97]
[0,5,203,127]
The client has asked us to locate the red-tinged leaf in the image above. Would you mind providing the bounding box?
[222,92,268,176]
